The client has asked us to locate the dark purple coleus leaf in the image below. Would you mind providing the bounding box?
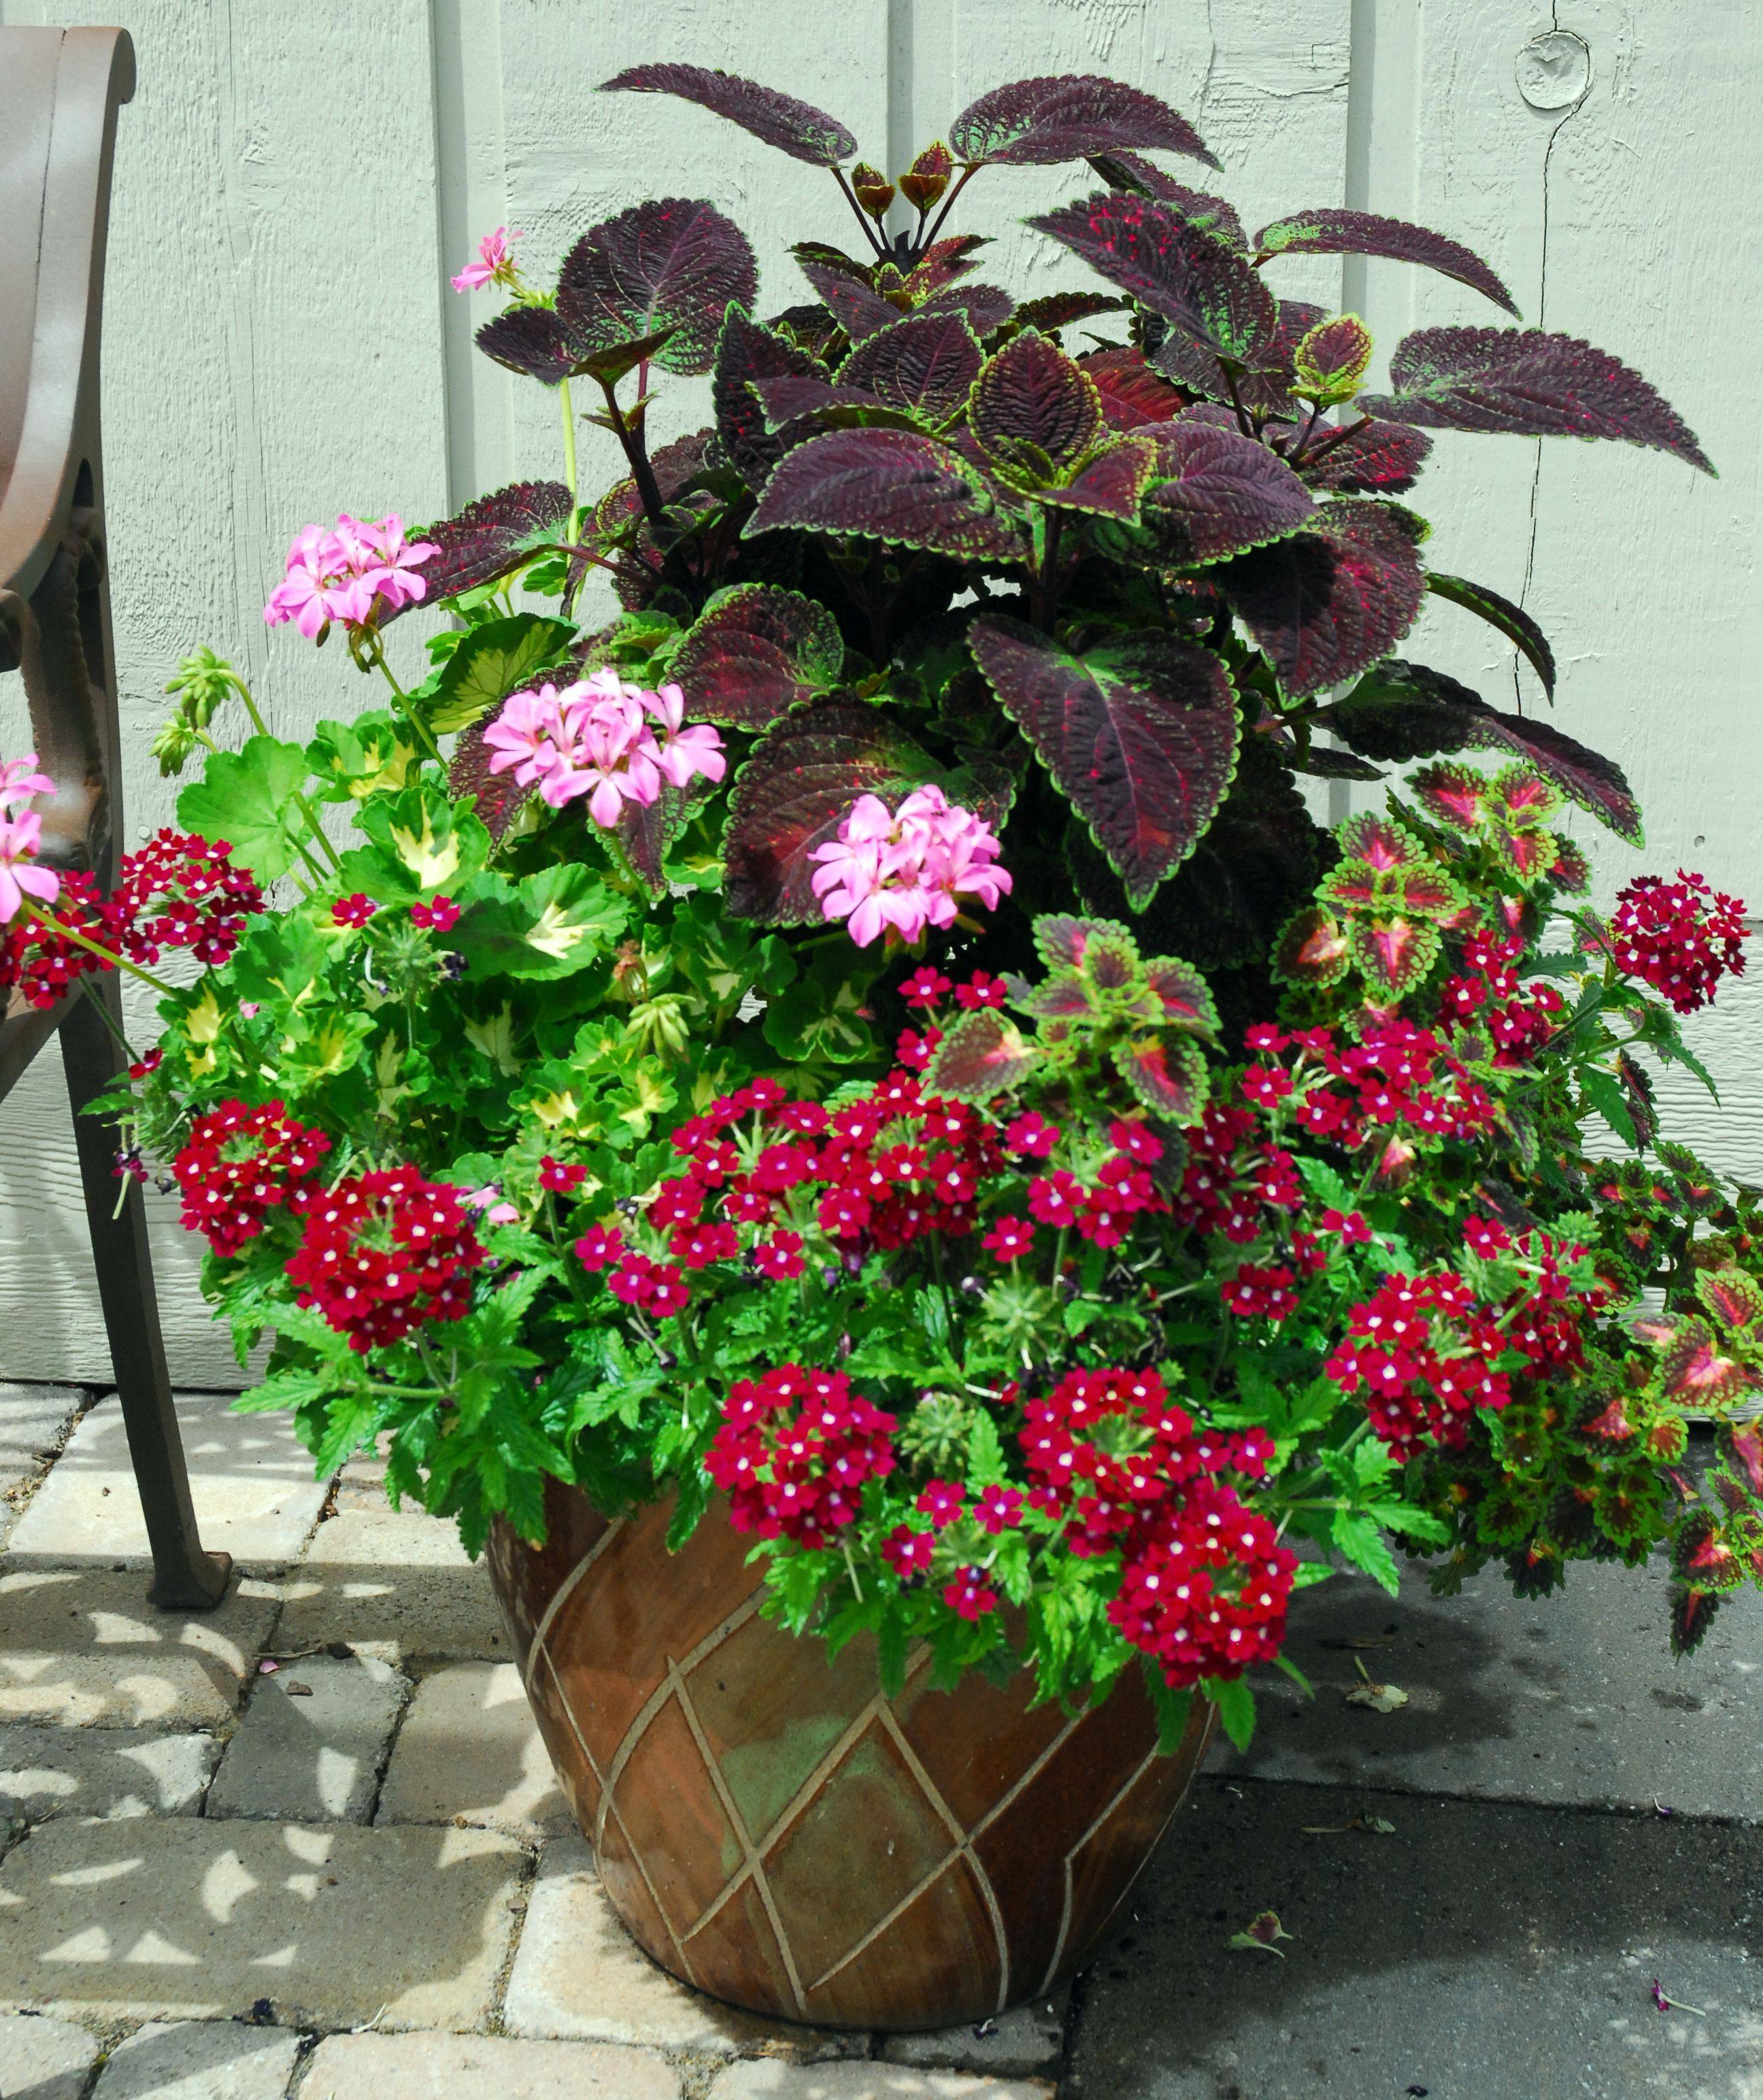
[1041,439,1156,520]
[475,307,584,385]
[1215,498,1427,696]
[841,310,984,424]
[1139,423,1315,565]
[1079,346,1189,430]
[749,374,896,431]
[1032,192,1277,365]
[409,480,573,604]
[617,779,705,897]
[746,427,1026,561]
[1362,327,1713,473]
[713,307,826,490]
[556,199,758,377]
[950,74,1217,170]
[1012,291,1128,335]
[971,333,1103,471]
[922,1009,1042,1104]
[1426,571,1556,698]
[1088,150,1246,248]
[600,62,857,167]
[669,583,845,730]
[1293,418,1432,495]
[922,282,1017,338]
[448,715,527,843]
[903,235,990,298]
[1255,208,1518,316]
[722,700,940,923]
[1467,711,1643,845]
[801,266,903,344]
[969,614,1239,905]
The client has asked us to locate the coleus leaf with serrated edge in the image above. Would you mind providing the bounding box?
[748,375,925,435]
[1425,572,1556,698]
[409,481,573,605]
[971,332,1103,471]
[1349,913,1439,994]
[475,307,584,385]
[1255,207,1518,316]
[1079,346,1189,431]
[1114,1034,1207,1121]
[448,717,526,844]
[1362,327,1713,473]
[669,584,843,730]
[1033,913,1131,972]
[1294,418,1432,496]
[903,235,990,298]
[1272,905,1350,987]
[745,427,1027,561]
[599,63,857,166]
[1145,955,1218,1032]
[841,310,984,424]
[1031,192,1276,365]
[1013,290,1130,333]
[722,700,940,923]
[617,779,704,897]
[556,199,757,377]
[950,73,1217,170]
[922,284,1016,337]
[1087,150,1246,248]
[713,307,829,490]
[921,1009,1042,1103]
[1659,1318,1752,1406]
[1138,422,1315,566]
[796,256,902,342]
[1215,499,1428,698]
[1041,439,1156,520]
[1293,316,1374,399]
[1697,1267,1763,1333]
[969,614,1239,907]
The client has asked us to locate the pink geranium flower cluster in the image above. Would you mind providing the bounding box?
[809,785,1011,948]
[450,226,524,293]
[482,671,725,829]
[263,514,437,641]
[0,754,58,926]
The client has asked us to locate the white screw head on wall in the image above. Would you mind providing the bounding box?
[1515,29,1593,110]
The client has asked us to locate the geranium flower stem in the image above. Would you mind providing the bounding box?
[558,377,580,535]
[363,638,446,768]
[22,904,180,999]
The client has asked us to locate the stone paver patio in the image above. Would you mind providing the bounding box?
[0,1384,1757,2099]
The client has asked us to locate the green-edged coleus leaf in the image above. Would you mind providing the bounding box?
[1409,759,1488,834]
[1292,315,1374,401]
[454,864,631,981]
[412,481,573,603]
[1040,439,1156,521]
[1087,150,1246,248]
[427,613,576,736]
[1145,955,1218,1033]
[1294,418,1432,496]
[1361,328,1713,473]
[1012,290,1132,333]
[1476,715,1641,847]
[922,1009,1042,1103]
[841,310,985,424]
[175,736,313,883]
[796,255,903,343]
[1079,345,1188,431]
[556,199,758,377]
[970,331,1103,473]
[1725,1420,1763,1495]
[903,235,990,297]
[599,62,857,166]
[920,282,1016,337]
[1214,499,1428,698]
[750,375,919,433]
[1135,422,1315,565]
[1696,1267,1763,1335]
[950,73,1217,170]
[1670,1582,1722,1658]
[1656,1317,1753,1406]
[669,584,843,730]
[1033,913,1134,972]
[1030,192,1275,366]
[1337,812,1426,869]
[1272,904,1350,987]
[745,427,1027,561]
[969,614,1239,907]
[722,699,939,924]
[1425,573,1557,698]
[713,307,826,490]
[1113,1034,1208,1121]
[1255,208,1518,316]
[448,717,526,844]
[616,779,706,898]
[1349,913,1440,995]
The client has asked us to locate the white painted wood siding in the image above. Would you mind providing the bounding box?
[0,0,1755,1381]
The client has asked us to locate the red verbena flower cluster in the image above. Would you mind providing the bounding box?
[171,1098,332,1257]
[1600,870,1747,1015]
[705,1364,897,1546]
[1437,931,1565,1068]
[286,1168,486,1351]
[1110,1481,1298,1689]
[1324,1270,1511,1457]
[1463,1216,1598,1379]
[1245,1017,1498,1172]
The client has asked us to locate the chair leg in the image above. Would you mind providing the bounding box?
[58,977,231,1610]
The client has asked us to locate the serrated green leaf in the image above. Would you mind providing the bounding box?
[428,613,578,734]
[1203,1672,1257,1752]
[1331,1510,1401,1595]
[176,736,314,880]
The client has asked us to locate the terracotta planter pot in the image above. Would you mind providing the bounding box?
[488,1478,1214,2033]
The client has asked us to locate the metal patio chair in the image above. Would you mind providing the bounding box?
[1,25,230,1609]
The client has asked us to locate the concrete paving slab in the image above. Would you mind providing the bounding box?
[503,1836,851,2059]
[1066,1778,1763,2099]
[5,1393,326,1572]
[706,2065,1054,2098]
[0,1815,524,2030]
[0,1568,280,1729]
[375,1663,568,1838]
[0,1387,84,1546]
[879,1997,1064,2078]
[208,1655,409,1824]
[1222,1557,1763,1821]
[0,1727,218,1820]
[0,2009,99,2098]
[274,1512,506,1664]
[300,2030,680,2098]
[92,2018,303,2098]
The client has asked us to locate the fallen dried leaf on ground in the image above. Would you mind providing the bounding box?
[1228,1909,1294,1957]
[1345,1656,1410,1712]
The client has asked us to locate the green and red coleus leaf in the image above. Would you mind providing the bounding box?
[1696,1266,1763,1335]
[1409,760,1488,834]
[902,234,990,297]
[1348,913,1441,995]
[922,1008,1041,1104]
[1135,422,1315,566]
[950,73,1217,171]
[599,62,858,167]
[1294,417,1432,496]
[410,480,572,604]
[1255,207,1518,316]
[669,584,844,730]
[1086,150,1247,249]
[712,307,826,490]
[553,198,758,377]
[1078,345,1189,431]
[1041,440,1157,521]
[841,310,986,424]
[1653,1317,1753,1406]
[1292,314,1374,399]
[1145,954,1218,1033]
[1113,1033,1208,1121]
[1030,192,1277,367]
[969,615,1239,907]
[1669,1582,1721,1657]
[1424,572,1557,700]
[1271,904,1351,987]
[970,333,1103,473]
[1214,499,1428,699]
[745,427,1028,562]
[1362,327,1713,474]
